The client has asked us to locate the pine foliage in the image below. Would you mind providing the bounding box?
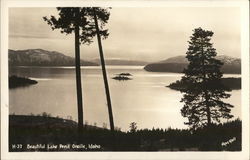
[180,28,234,129]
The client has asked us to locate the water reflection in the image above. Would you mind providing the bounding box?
[9,66,241,131]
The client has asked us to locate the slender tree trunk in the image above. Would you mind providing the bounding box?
[93,8,115,131]
[204,87,211,126]
[74,8,84,132]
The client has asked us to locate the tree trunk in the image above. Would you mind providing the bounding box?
[201,39,211,126]
[93,8,115,131]
[205,91,211,126]
[74,8,84,132]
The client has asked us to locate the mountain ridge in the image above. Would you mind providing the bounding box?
[9,49,99,66]
[92,58,148,66]
[144,55,241,74]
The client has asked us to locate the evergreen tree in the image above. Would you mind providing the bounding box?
[43,7,110,132]
[180,27,233,129]
[129,122,137,133]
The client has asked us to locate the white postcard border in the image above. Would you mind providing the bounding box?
[1,0,249,160]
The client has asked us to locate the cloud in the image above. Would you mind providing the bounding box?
[8,7,241,61]
[9,34,62,39]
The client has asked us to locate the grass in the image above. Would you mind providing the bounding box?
[9,114,241,152]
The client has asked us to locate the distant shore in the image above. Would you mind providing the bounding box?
[167,77,241,91]
[9,75,38,89]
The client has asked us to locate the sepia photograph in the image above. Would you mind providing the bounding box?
[1,0,249,159]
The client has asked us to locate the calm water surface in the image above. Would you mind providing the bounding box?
[9,66,241,131]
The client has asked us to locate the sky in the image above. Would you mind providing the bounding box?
[9,7,241,62]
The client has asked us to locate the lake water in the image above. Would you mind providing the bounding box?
[9,66,241,131]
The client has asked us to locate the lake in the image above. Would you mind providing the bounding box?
[9,66,241,131]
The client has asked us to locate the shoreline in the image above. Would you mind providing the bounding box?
[9,75,38,89]
[9,114,241,152]
[167,77,241,91]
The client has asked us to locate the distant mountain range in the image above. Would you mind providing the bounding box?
[9,49,98,66]
[144,55,241,74]
[92,58,148,66]
[9,49,241,74]
[9,49,149,67]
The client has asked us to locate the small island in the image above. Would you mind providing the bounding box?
[167,77,241,91]
[112,73,133,81]
[9,75,38,89]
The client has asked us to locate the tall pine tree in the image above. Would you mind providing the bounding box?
[43,7,111,132]
[180,27,233,129]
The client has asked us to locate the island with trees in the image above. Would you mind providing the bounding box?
[9,75,38,89]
